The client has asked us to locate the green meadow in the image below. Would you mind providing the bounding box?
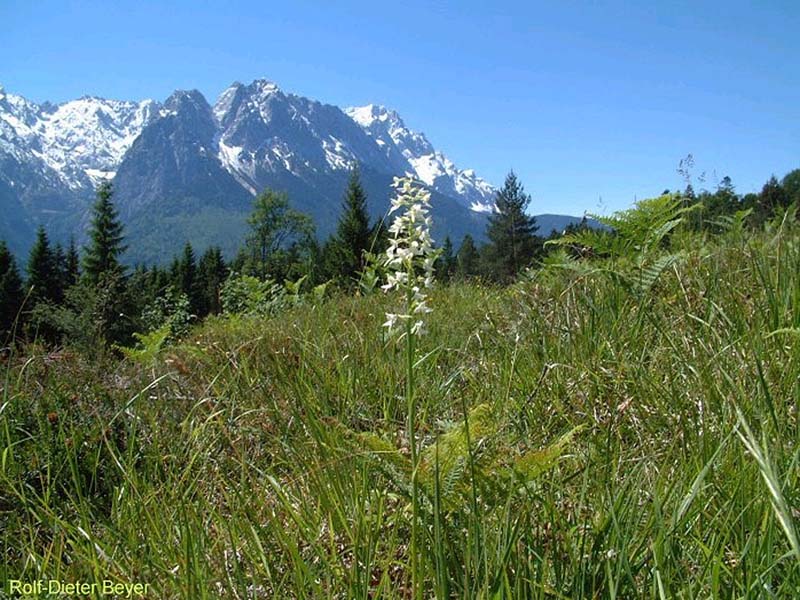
[2,202,800,598]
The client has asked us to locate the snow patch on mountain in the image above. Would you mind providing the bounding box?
[218,140,257,194]
[0,85,158,189]
[322,135,356,171]
[345,104,495,212]
[38,97,158,187]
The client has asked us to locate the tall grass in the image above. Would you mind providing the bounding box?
[2,219,800,597]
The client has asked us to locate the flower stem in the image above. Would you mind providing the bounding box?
[406,281,420,598]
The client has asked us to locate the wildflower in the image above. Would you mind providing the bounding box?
[382,176,440,337]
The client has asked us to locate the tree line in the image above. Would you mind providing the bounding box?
[1,165,799,351]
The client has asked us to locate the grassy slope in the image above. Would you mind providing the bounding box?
[2,221,799,598]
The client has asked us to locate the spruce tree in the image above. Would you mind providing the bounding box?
[0,241,25,337]
[27,226,60,305]
[64,237,80,289]
[197,246,228,316]
[177,242,200,314]
[437,236,456,281]
[53,243,67,302]
[80,182,133,346]
[83,181,126,285]
[456,235,480,279]
[328,168,373,283]
[483,171,540,282]
[759,176,788,216]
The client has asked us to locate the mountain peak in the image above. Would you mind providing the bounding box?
[344,104,495,211]
[163,89,210,116]
[250,78,280,93]
[346,104,404,129]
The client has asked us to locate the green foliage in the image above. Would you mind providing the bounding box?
[220,274,286,316]
[83,181,126,285]
[196,246,228,316]
[244,188,315,280]
[436,236,456,281]
[482,171,540,281]
[355,250,385,295]
[347,404,583,512]
[547,193,703,297]
[173,242,201,315]
[35,273,134,352]
[783,168,800,206]
[455,234,480,279]
[26,225,60,306]
[553,193,698,259]
[3,220,800,596]
[63,237,80,289]
[325,168,373,284]
[117,323,171,365]
[6,167,800,597]
[0,240,25,338]
[140,285,195,342]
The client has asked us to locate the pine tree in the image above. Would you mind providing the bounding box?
[53,243,67,302]
[27,226,60,305]
[759,176,788,216]
[176,242,200,314]
[64,237,80,289]
[83,181,126,285]
[437,236,456,281]
[0,241,25,337]
[78,182,133,346]
[483,171,540,281]
[197,246,228,316]
[456,235,480,279]
[328,168,373,283]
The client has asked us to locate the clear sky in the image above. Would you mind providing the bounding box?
[2,0,798,216]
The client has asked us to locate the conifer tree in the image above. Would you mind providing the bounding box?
[759,176,788,216]
[369,218,390,257]
[456,234,480,279]
[53,243,67,301]
[177,242,200,313]
[79,182,133,346]
[64,238,80,289]
[83,181,126,285]
[197,246,228,315]
[0,241,25,337]
[27,226,60,305]
[437,236,456,281]
[229,248,249,277]
[328,168,372,283]
[482,171,540,282]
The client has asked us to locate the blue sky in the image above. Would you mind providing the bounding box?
[2,0,798,216]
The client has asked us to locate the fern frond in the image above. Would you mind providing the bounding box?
[635,253,684,295]
[512,424,584,483]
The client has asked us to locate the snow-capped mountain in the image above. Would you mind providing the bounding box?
[0,78,504,263]
[345,104,496,212]
[0,85,158,189]
[213,80,395,195]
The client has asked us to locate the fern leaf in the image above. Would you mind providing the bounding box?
[513,425,584,483]
[636,253,683,295]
